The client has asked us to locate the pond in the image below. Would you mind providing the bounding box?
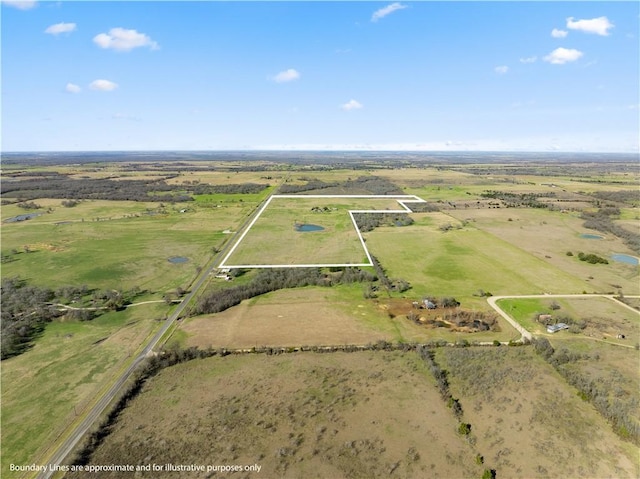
[168,256,189,264]
[580,233,604,240]
[4,213,41,223]
[296,224,325,232]
[610,254,639,266]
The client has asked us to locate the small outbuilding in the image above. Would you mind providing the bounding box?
[547,323,569,334]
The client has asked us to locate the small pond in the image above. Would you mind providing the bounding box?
[611,254,639,266]
[168,256,189,264]
[580,233,604,240]
[296,224,325,232]
[4,213,41,223]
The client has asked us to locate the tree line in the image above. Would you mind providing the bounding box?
[279,175,403,195]
[193,267,376,315]
[581,207,640,253]
[532,338,639,445]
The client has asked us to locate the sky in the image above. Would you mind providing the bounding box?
[1,1,639,152]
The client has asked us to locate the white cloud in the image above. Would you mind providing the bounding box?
[45,22,76,35]
[494,65,509,74]
[1,0,37,10]
[371,2,407,22]
[93,28,159,51]
[272,69,300,83]
[341,99,363,111]
[65,83,81,93]
[543,47,583,64]
[519,56,537,64]
[89,79,118,91]
[551,28,568,38]
[566,16,614,36]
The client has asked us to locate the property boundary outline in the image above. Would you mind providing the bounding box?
[219,194,427,269]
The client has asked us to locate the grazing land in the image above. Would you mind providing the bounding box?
[1,153,639,479]
[436,346,638,478]
[66,351,486,479]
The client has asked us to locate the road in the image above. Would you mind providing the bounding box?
[487,293,640,343]
[35,196,271,479]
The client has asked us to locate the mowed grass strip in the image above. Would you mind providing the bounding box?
[66,351,485,479]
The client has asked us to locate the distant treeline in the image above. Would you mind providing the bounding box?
[1,171,268,202]
[581,207,640,253]
[480,190,555,208]
[194,267,376,315]
[1,173,191,202]
[590,190,640,206]
[189,183,268,195]
[279,175,403,195]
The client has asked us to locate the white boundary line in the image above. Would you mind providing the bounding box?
[219,194,426,269]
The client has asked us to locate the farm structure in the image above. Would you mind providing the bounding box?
[547,323,569,333]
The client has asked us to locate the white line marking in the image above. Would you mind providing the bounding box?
[219,194,426,269]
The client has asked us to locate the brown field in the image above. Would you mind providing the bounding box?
[67,351,485,479]
[436,346,639,479]
[180,288,434,349]
[180,286,520,349]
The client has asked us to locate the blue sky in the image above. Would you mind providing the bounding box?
[2,1,638,152]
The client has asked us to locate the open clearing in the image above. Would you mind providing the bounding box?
[66,351,485,479]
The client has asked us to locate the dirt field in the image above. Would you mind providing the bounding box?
[66,351,484,479]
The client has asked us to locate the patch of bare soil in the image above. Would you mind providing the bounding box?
[66,352,484,479]
[379,299,500,333]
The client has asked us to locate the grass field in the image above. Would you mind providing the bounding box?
[66,351,486,479]
[496,296,640,344]
[364,217,592,301]
[1,304,167,478]
[2,159,638,478]
[222,196,412,267]
[180,285,519,349]
[436,346,638,478]
[447,207,640,295]
[1,200,237,292]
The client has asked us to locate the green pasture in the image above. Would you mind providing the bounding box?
[223,196,408,266]
[447,207,640,295]
[497,296,639,343]
[496,298,549,333]
[0,304,167,478]
[364,217,591,301]
[1,201,247,292]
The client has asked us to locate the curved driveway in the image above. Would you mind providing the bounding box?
[487,293,640,343]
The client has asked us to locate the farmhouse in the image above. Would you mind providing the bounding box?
[547,323,569,334]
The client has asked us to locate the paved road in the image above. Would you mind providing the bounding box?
[35,196,271,479]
